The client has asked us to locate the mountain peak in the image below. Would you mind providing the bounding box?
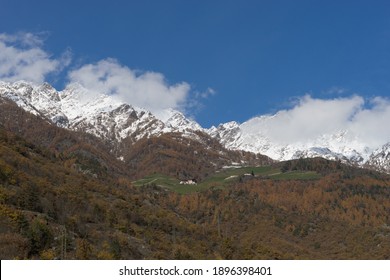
[159,109,203,132]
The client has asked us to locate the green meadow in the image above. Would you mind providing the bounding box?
[133,165,322,194]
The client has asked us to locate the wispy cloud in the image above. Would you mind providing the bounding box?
[184,87,217,116]
[0,32,71,83]
[322,86,348,96]
[195,87,216,99]
[67,58,190,114]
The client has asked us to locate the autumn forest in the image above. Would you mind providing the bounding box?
[0,99,389,259]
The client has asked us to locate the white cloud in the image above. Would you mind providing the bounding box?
[0,32,207,116]
[244,95,390,148]
[348,97,390,146]
[67,58,191,114]
[0,32,71,83]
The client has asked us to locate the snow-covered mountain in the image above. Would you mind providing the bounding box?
[208,115,390,173]
[1,80,390,173]
[0,81,203,144]
[366,143,390,173]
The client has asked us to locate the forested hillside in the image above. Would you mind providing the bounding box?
[0,97,389,260]
[123,132,271,180]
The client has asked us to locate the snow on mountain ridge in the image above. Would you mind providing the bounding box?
[0,81,204,143]
[209,115,390,172]
[366,143,390,172]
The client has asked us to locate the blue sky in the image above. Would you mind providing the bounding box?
[1,0,390,127]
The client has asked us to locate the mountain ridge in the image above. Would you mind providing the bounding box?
[1,80,389,173]
[0,81,190,140]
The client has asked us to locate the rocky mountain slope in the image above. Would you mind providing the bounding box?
[0,81,202,145]
[366,143,390,173]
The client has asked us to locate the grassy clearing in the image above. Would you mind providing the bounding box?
[133,166,322,194]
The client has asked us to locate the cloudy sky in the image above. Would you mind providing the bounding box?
[1,0,390,135]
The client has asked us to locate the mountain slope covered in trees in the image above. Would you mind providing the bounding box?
[0,101,389,259]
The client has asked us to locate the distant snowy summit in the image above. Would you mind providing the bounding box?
[208,115,390,172]
[1,80,390,173]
